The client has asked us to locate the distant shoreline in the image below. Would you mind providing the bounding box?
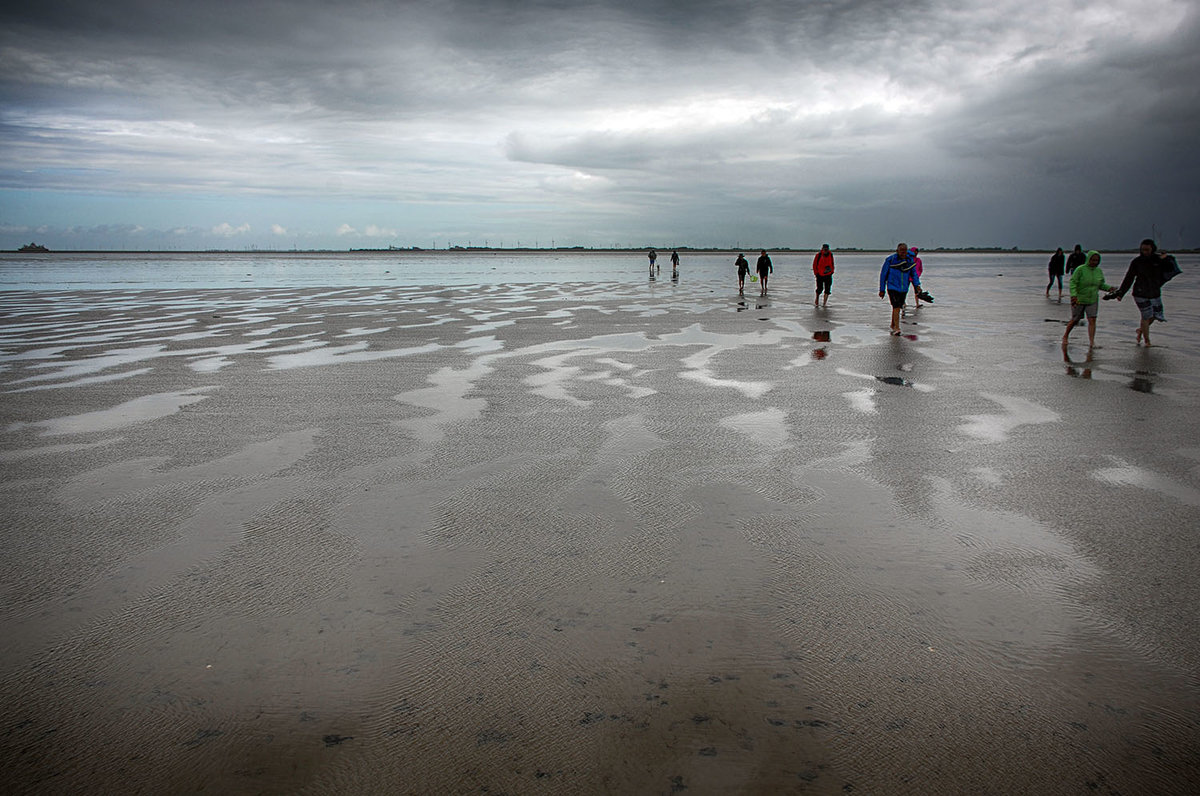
[10,246,1194,255]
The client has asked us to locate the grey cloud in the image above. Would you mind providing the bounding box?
[2,0,1198,249]
[1,0,935,113]
[927,6,1200,208]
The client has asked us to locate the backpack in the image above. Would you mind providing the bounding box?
[1161,253,1181,283]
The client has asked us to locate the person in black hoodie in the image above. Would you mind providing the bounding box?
[1065,244,1086,275]
[1111,238,1176,346]
[1046,247,1066,299]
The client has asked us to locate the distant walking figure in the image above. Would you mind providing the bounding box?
[648,249,658,272]
[878,243,920,335]
[1065,244,1086,275]
[1062,250,1112,349]
[812,244,835,307]
[1112,238,1179,347]
[670,250,680,271]
[1047,247,1066,300]
[756,250,773,295]
[735,253,750,293]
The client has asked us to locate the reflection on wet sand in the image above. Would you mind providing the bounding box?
[1,281,1199,794]
[1092,458,1200,506]
[956,393,1059,442]
[1065,347,1094,379]
[718,407,789,450]
[1130,371,1155,393]
[13,387,217,436]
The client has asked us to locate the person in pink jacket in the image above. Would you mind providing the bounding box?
[910,247,925,307]
[812,243,835,307]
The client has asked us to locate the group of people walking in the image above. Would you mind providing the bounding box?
[735,243,931,334]
[732,250,775,295]
[730,243,927,309]
[646,248,682,279]
[1045,244,1089,299]
[648,239,1178,345]
[1059,239,1180,348]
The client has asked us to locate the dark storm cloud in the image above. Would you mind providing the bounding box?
[0,0,935,114]
[917,6,1200,243]
[1,0,1198,248]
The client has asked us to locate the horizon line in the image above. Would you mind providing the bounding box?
[13,245,1190,255]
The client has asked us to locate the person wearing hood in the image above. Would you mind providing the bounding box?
[1063,250,1112,348]
[812,244,835,307]
[878,243,921,335]
[1065,244,1086,275]
[1112,238,1177,346]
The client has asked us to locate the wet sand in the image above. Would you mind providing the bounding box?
[2,275,1199,794]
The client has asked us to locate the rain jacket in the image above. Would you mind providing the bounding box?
[879,253,921,293]
[1115,253,1169,300]
[1068,251,1112,304]
[1048,251,1066,275]
[812,250,835,276]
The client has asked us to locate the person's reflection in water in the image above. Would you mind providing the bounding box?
[1130,347,1159,392]
[1064,347,1093,379]
[811,330,831,359]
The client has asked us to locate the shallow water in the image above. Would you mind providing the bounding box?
[1,256,1199,793]
[4,248,1196,292]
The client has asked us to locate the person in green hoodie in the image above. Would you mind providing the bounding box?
[1062,250,1113,348]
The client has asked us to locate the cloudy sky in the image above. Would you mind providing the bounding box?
[1,0,1197,251]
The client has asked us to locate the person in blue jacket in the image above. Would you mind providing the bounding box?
[878,242,921,335]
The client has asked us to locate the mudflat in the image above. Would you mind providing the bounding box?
[2,276,1198,794]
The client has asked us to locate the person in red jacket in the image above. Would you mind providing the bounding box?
[812,243,835,307]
